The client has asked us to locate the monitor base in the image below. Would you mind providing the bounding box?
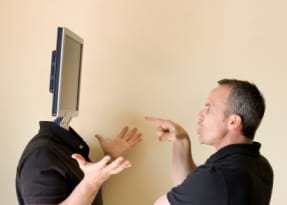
[54,116,72,130]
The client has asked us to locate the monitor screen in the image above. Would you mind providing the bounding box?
[50,27,84,118]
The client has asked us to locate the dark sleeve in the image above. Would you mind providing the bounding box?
[167,165,227,205]
[18,147,71,204]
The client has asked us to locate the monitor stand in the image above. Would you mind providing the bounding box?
[54,116,72,130]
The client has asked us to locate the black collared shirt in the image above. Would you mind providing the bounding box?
[16,121,102,205]
[167,142,273,205]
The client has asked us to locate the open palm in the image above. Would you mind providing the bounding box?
[96,127,142,159]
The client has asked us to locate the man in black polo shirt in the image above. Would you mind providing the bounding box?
[146,79,273,205]
[16,122,142,205]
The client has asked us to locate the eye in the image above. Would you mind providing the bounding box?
[204,103,211,112]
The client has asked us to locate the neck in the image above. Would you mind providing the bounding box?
[214,134,253,150]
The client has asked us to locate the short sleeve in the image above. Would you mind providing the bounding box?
[167,165,227,205]
[18,147,71,204]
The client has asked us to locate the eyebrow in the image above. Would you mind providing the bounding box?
[206,101,215,107]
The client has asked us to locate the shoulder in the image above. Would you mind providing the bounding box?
[167,164,227,205]
[17,135,72,177]
[16,137,76,204]
[184,164,227,192]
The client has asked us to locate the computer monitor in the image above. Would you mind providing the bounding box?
[50,27,84,125]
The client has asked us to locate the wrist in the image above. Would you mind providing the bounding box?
[82,176,104,193]
[175,133,190,142]
[173,135,191,148]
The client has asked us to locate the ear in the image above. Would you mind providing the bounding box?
[227,114,242,130]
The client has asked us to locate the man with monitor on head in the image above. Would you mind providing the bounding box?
[16,122,141,205]
[16,27,142,205]
[146,79,273,205]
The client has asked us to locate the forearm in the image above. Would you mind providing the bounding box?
[59,178,102,205]
[154,194,170,205]
[172,136,196,185]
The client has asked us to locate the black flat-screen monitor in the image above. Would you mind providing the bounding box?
[50,27,84,118]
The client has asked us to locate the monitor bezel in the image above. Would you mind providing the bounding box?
[51,27,84,118]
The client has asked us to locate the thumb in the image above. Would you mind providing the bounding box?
[95,134,105,144]
[72,153,87,167]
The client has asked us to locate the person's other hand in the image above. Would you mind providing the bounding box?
[95,127,142,159]
[145,116,189,142]
[72,154,131,190]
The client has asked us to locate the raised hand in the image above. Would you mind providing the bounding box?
[95,127,142,159]
[72,154,131,190]
[144,116,189,142]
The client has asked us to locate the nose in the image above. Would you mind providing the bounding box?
[197,109,204,124]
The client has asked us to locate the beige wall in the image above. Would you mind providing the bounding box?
[1,0,286,204]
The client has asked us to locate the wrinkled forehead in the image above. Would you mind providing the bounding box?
[207,85,231,106]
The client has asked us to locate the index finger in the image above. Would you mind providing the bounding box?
[144,116,169,126]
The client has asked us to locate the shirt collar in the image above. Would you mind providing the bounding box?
[206,142,261,163]
[38,121,90,158]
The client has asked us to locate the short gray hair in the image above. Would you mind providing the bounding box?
[218,79,265,139]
